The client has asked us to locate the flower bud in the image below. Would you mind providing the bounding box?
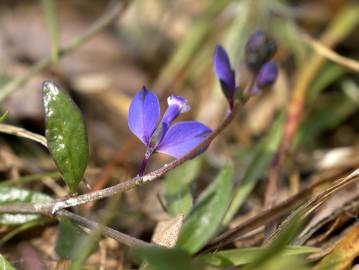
[245,31,277,72]
[250,61,278,95]
[214,45,236,107]
[257,61,278,88]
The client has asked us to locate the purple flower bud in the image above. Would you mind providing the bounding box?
[214,45,236,106]
[256,61,278,88]
[250,61,278,95]
[245,31,277,72]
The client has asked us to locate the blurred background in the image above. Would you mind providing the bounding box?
[0,0,358,269]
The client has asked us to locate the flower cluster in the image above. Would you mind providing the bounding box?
[214,30,279,108]
[128,86,211,175]
[128,30,279,175]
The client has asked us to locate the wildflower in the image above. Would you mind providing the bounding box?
[128,86,212,175]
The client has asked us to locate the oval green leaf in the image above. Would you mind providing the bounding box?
[43,81,89,193]
[0,187,52,225]
[176,163,233,254]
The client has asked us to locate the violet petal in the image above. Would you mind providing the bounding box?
[214,45,236,99]
[128,86,160,146]
[161,95,190,127]
[156,121,212,159]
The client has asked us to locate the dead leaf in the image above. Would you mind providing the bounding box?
[314,222,359,270]
[151,214,184,248]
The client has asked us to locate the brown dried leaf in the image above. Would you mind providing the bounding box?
[314,222,359,270]
[151,214,184,248]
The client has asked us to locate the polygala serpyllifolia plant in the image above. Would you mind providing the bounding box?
[128,30,279,176]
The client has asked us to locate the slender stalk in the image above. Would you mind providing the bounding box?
[0,124,47,147]
[0,91,243,249]
[58,210,153,249]
[138,149,153,176]
[0,101,241,215]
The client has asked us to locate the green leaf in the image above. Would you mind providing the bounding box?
[164,158,201,217]
[0,111,8,123]
[200,246,318,267]
[296,91,358,146]
[223,116,283,224]
[176,163,233,254]
[244,211,305,270]
[307,64,345,104]
[0,254,16,270]
[0,187,52,225]
[43,81,89,193]
[135,247,198,270]
[56,217,98,260]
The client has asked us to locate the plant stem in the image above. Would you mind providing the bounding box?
[138,149,153,176]
[0,101,241,215]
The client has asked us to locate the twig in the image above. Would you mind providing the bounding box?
[0,0,131,102]
[0,99,241,250]
[0,123,47,147]
[301,32,359,73]
[58,209,153,248]
[0,102,240,215]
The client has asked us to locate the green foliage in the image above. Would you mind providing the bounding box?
[0,254,16,270]
[200,246,318,267]
[244,211,306,270]
[307,64,345,104]
[56,217,98,260]
[176,163,233,254]
[43,81,89,193]
[224,116,283,224]
[298,91,358,146]
[0,111,8,123]
[164,158,201,217]
[135,247,199,270]
[0,187,51,225]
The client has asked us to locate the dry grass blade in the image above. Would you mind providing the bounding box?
[269,170,359,243]
[203,169,359,252]
[0,123,47,147]
[301,31,359,73]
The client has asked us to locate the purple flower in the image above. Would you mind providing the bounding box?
[245,31,277,73]
[250,61,279,95]
[128,86,212,175]
[214,45,236,108]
